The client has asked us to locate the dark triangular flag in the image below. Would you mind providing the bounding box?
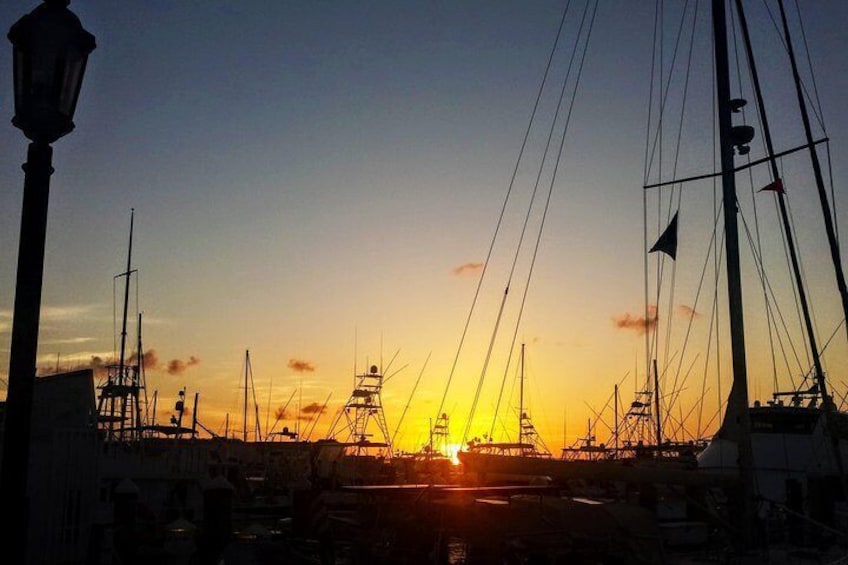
[649,212,678,260]
[758,177,785,194]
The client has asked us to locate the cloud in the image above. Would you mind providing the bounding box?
[288,359,316,373]
[677,304,702,320]
[166,356,200,375]
[274,406,290,420]
[129,349,160,370]
[40,304,101,322]
[41,337,96,345]
[613,305,658,335]
[451,262,484,276]
[301,402,325,415]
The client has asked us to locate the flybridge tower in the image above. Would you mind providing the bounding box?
[329,364,392,457]
[96,210,147,442]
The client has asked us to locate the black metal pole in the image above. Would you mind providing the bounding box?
[776,0,848,346]
[0,141,54,563]
[713,0,754,549]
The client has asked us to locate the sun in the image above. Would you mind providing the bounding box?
[446,443,462,466]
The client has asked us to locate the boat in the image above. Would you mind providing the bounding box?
[461,0,848,557]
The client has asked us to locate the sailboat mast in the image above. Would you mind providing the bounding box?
[519,343,525,447]
[244,349,249,442]
[117,210,135,440]
[712,0,754,547]
[776,0,848,349]
[652,358,661,451]
[614,384,619,453]
[118,210,134,381]
[733,0,827,401]
[135,312,144,437]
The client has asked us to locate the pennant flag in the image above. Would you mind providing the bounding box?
[758,177,785,194]
[649,212,678,260]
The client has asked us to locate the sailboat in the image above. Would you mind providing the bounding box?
[461,0,848,554]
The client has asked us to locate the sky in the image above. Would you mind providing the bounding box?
[1,0,848,454]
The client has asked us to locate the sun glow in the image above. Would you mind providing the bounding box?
[447,443,462,466]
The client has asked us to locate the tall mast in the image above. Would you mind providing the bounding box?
[519,343,525,446]
[712,0,754,547]
[768,0,848,495]
[243,349,249,442]
[734,0,827,402]
[652,358,661,452]
[614,384,619,453]
[118,210,134,383]
[135,312,144,437]
[776,0,848,348]
[117,210,135,440]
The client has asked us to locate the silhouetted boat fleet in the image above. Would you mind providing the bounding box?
[5,0,848,563]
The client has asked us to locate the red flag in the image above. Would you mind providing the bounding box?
[758,178,784,194]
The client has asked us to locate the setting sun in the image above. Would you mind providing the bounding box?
[447,443,462,466]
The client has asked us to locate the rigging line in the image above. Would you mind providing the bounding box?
[382,363,409,385]
[766,163,807,384]
[737,16,781,394]
[248,354,262,440]
[325,404,345,440]
[112,276,117,359]
[738,205,807,381]
[649,1,693,380]
[486,0,590,440]
[780,163,813,370]
[669,202,721,431]
[643,0,662,384]
[266,388,297,437]
[664,353,700,438]
[587,372,631,444]
[391,352,430,446]
[778,0,848,353]
[758,0,825,131]
[469,0,595,444]
[304,392,332,441]
[732,2,786,397]
[736,0,827,388]
[696,218,725,439]
[642,0,661,184]
[643,1,695,186]
[826,142,839,247]
[792,0,826,134]
[382,348,401,378]
[433,0,573,428]
[500,350,523,440]
[668,360,704,439]
[660,0,700,369]
[654,0,664,372]
[700,397,728,441]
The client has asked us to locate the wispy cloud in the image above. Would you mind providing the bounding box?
[288,358,316,373]
[677,304,702,320]
[166,356,200,375]
[451,262,484,276]
[41,336,97,345]
[41,304,102,321]
[301,402,325,415]
[613,305,658,335]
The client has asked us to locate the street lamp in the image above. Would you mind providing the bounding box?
[1,1,94,561]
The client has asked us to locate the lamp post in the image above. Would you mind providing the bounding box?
[0,1,94,561]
